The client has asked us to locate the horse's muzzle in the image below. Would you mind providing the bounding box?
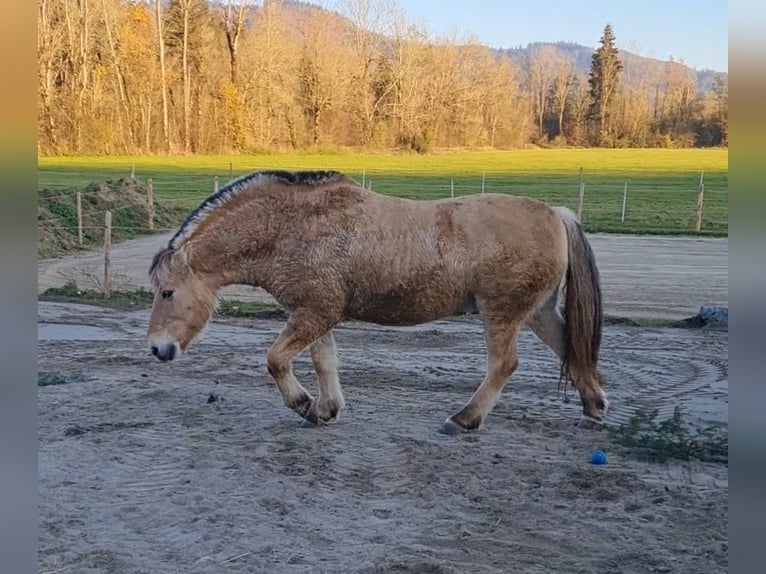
[151,342,177,362]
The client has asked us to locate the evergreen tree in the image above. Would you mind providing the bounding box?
[587,23,623,146]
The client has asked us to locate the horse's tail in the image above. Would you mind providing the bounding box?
[555,207,607,423]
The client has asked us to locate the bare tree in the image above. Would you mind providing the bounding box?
[336,0,401,144]
[38,0,64,152]
[155,0,170,152]
[180,0,192,152]
[100,0,132,151]
[387,18,430,149]
[566,72,590,146]
[551,53,574,138]
[657,56,697,145]
[60,0,93,150]
[222,0,247,86]
[297,9,346,146]
[525,44,557,139]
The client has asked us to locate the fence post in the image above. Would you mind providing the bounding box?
[481,171,485,194]
[368,179,372,191]
[130,164,135,179]
[450,179,455,198]
[361,170,366,188]
[147,178,155,230]
[694,171,705,231]
[621,182,628,223]
[76,191,83,245]
[214,176,219,193]
[103,210,112,299]
[577,167,585,220]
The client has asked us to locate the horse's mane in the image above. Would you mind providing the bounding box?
[149,246,174,287]
[167,169,349,250]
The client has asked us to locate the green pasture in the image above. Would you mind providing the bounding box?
[38,149,728,236]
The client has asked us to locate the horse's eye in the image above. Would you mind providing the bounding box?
[161,290,174,301]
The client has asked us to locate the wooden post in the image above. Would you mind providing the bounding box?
[147,178,154,230]
[130,164,135,179]
[361,170,366,188]
[214,176,219,193]
[694,171,705,231]
[76,191,83,245]
[450,179,455,198]
[103,210,112,299]
[577,167,585,220]
[368,179,372,191]
[481,171,485,194]
[621,182,628,223]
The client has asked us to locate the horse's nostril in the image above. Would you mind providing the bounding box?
[151,346,159,357]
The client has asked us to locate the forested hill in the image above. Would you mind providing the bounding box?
[37,0,728,155]
[280,1,725,93]
[499,41,725,93]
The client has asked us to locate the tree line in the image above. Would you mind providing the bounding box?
[37,0,728,155]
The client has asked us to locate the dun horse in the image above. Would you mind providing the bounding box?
[147,170,609,433]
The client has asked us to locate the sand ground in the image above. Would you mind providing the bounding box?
[38,232,728,574]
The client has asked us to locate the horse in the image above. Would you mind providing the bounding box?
[147,169,609,434]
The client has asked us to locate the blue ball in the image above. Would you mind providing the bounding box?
[590,450,607,465]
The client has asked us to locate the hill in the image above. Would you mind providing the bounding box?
[499,41,725,93]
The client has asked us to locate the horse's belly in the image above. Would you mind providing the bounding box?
[345,284,469,326]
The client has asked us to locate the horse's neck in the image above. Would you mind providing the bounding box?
[189,211,274,289]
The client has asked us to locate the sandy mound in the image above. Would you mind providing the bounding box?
[38,178,184,258]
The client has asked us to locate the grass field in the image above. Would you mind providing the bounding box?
[38,148,728,236]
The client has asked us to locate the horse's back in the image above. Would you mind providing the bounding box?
[337,190,567,325]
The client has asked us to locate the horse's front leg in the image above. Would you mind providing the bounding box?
[266,308,332,421]
[302,330,345,426]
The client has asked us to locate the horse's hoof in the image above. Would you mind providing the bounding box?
[300,417,319,428]
[575,415,605,430]
[287,393,314,420]
[438,419,465,436]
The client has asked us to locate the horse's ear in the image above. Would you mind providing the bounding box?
[170,242,193,270]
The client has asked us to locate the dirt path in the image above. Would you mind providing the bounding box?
[38,232,728,321]
[38,302,728,574]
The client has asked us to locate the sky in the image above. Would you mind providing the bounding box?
[396,0,729,72]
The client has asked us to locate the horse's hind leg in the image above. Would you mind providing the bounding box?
[440,317,521,435]
[524,291,567,358]
[266,308,333,421]
[526,295,608,428]
[303,330,345,426]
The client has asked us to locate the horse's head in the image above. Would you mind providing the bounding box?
[147,243,216,362]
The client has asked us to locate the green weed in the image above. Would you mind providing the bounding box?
[607,406,728,464]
